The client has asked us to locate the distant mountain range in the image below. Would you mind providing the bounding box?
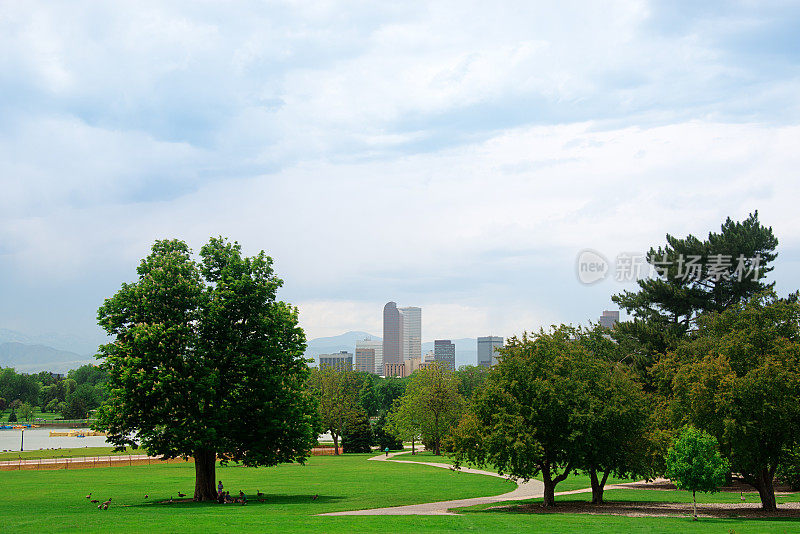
[304,331,482,368]
[0,328,103,355]
[0,342,94,374]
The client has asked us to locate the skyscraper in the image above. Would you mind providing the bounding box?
[383,301,403,364]
[356,338,382,375]
[477,336,503,367]
[398,306,421,363]
[599,310,620,329]
[433,339,456,371]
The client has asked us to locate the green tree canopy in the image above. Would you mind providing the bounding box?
[455,365,490,399]
[612,212,778,362]
[450,326,603,507]
[658,293,800,510]
[390,363,463,456]
[665,426,729,519]
[95,238,319,501]
[308,366,362,455]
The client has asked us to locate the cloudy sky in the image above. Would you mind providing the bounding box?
[2,1,800,353]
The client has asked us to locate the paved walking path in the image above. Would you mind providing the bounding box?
[322,450,646,516]
[321,450,545,516]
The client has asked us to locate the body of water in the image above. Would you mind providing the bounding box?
[1,428,334,452]
[0,428,111,452]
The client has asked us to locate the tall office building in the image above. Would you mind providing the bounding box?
[356,338,382,375]
[398,306,421,363]
[433,339,456,371]
[383,302,403,364]
[319,351,353,371]
[599,310,620,329]
[477,336,504,367]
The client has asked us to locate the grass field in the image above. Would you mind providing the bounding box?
[2,452,800,533]
[396,451,637,491]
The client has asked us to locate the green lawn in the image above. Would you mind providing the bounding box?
[0,453,513,533]
[397,453,636,493]
[2,453,799,533]
[392,450,457,464]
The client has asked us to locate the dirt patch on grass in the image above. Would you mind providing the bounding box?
[492,501,800,518]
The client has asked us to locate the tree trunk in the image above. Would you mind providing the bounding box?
[692,490,697,520]
[542,468,556,508]
[332,432,340,455]
[754,468,777,511]
[589,468,610,504]
[411,437,415,455]
[193,449,217,502]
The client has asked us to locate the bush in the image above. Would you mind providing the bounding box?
[8,411,17,422]
[342,411,373,453]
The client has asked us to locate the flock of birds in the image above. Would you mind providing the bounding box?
[85,490,321,508]
[85,493,112,509]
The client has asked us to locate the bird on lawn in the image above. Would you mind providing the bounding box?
[85,493,91,499]
[178,492,186,498]
[257,490,265,497]
[90,499,99,504]
[311,494,318,501]
[144,494,148,499]
[102,500,111,510]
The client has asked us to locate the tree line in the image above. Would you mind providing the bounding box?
[0,364,109,421]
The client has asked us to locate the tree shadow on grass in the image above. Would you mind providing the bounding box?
[457,499,800,521]
[130,494,344,508]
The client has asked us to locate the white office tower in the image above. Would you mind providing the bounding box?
[356,338,383,375]
[398,306,422,363]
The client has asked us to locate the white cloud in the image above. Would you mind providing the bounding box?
[2,1,800,343]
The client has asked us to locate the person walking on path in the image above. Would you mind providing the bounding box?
[384,447,389,457]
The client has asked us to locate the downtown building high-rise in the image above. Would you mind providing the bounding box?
[382,301,421,375]
[356,338,382,375]
[599,310,620,329]
[433,339,456,371]
[382,302,403,364]
[398,306,421,363]
[319,351,353,371]
[477,336,504,367]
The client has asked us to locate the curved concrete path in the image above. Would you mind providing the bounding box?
[321,450,545,516]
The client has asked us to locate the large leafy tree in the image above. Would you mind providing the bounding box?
[578,362,650,504]
[660,293,800,510]
[96,238,318,501]
[450,326,603,507]
[612,212,778,360]
[308,366,362,455]
[390,363,464,455]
